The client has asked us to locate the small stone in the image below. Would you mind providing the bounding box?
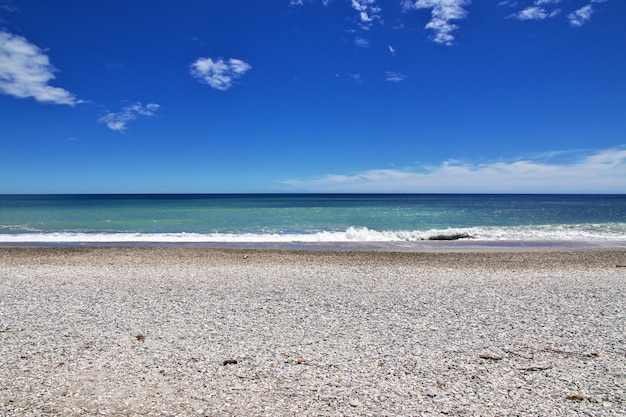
[479,353,503,360]
[349,399,361,407]
[426,390,437,398]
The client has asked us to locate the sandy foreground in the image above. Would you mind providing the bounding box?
[0,247,624,416]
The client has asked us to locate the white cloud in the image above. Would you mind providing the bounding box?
[98,102,160,133]
[292,0,610,45]
[0,31,83,105]
[534,0,561,5]
[508,0,607,26]
[386,71,407,82]
[354,36,369,47]
[190,57,251,91]
[351,73,363,83]
[403,0,471,46]
[351,0,381,29]
[0,0,17,12]
[509,4,562,20]
[549,8,562,17]
[510,6,547,20]
[293,1,380,29]
[289,0,332,6]
[567,4,593,27]
[280,147,626,193]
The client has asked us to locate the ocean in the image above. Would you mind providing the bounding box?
[1,194,625,248]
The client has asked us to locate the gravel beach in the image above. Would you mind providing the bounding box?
[1,247,624,416]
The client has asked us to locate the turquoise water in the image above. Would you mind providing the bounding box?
[1,194,625,247]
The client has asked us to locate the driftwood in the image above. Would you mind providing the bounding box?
[505,347,599,360]
[479,353,503,361]
[566,394,602,403]
[520,365,552,371]
[428,233,473,241]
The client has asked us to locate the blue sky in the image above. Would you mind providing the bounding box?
[0,0,624,193]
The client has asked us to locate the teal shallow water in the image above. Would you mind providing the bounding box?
[1,194,625,246]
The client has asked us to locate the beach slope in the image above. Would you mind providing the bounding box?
[1,247,624,416]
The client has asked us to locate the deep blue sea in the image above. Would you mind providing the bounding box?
[1,194,625,248]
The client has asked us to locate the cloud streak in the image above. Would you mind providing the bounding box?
[281,147,626,193]
[98,102,160,133]
[0,31,83,105]
[403,0,471,46]
[567,4,593,26]
[386,71,407,82]
[292,1,611,46]
[190,57,252,91]
[0,0,17,13]
[509,6,550,20]
[508,0,608,25]
[351,0,381,29]
[354,36,369,47]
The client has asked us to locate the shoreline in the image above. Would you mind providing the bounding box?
[2,237,625,248]
[1,245,626,268]
[1,237,625,251]
[1,246,625,415]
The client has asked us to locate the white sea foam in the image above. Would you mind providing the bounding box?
[0,224,625,244]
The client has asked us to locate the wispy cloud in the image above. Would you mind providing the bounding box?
[509,6,551,20]
[0,31,83,105]
[105,62,126,72]
[290,0,332,6]
[402,0,471,46]
[0,0,17,12]
[354,36,369,47]
[98,102,160,133]
[280,147,626,193]
[386,71,407,82]
[291,1,380,29]
[351,0,382,29]
[509,0,607,25]
[567,4,593,27]
[351,73,363,83]
[190,57,251,91]
[508,0,563,21]
[292,0,611,46]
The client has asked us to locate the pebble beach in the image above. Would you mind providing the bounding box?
[1,247,624,416]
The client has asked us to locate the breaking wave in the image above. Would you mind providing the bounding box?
[1,224,625,244]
